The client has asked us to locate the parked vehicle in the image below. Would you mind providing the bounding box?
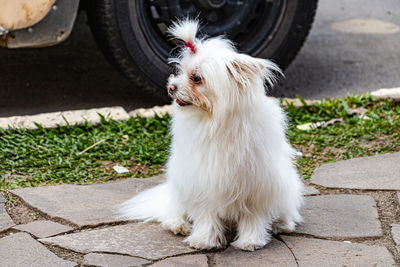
[0,0,318,99]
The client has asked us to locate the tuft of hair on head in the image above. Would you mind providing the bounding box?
[168,18,199,43]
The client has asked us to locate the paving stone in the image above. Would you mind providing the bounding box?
[295,194,382,238]
[13,220,73,238]
[11,175,165,227]
[371,87,400,102]
[303,185,320,196]
[0,232,76,267]
[391,224,400,253]
[83,253,151,267]
[281,236,396,266]
[0,203,15,232]
[151,254,208,267]
[129,104,173,118]
[214,239,297,267]
[0,192,6,203]
[311,152,400,190]
[40,222,196,260]
[397,192,400,205]
[0,106,130,129]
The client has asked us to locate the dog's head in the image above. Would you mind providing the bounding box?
[167,19,282,115]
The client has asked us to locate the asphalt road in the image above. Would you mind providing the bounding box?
[279,0,400,99]
[0,0,399,117]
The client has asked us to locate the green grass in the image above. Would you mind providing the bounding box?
[286,95,400,178]
[0,115,171,189]
[1,94,399,190]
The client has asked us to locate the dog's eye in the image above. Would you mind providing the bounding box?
[191,74,202,84]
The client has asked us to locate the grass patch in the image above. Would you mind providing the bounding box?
[1,94,399,190]
[286,95,400,178]
[0,115,171,189]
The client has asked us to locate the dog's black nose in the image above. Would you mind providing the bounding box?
[168,84,177,94]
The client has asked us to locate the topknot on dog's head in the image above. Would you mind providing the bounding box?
[168,18,199,45]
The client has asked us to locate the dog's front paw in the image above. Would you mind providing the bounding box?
[231,238,268,251]
[161,219,191,236]
[272,221,296,234]
[184,234,226,250]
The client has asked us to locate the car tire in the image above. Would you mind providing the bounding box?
[85,0,318,99]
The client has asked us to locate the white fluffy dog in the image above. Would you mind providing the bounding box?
[120,19,303,251]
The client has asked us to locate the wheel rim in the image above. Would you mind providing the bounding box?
[136,0,287,62]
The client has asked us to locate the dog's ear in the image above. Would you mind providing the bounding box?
[226,54,282,88]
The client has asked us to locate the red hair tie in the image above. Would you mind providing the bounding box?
[184,41,196,54]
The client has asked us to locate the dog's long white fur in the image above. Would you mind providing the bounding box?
[119,19,303,251]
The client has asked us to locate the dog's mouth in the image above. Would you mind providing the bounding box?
[176,99,191,106]
[167,91,191,107]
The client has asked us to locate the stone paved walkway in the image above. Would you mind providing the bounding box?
[1,152,400,266]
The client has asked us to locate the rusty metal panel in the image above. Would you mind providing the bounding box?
[0,0,56,31]
[2,0,80,48]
